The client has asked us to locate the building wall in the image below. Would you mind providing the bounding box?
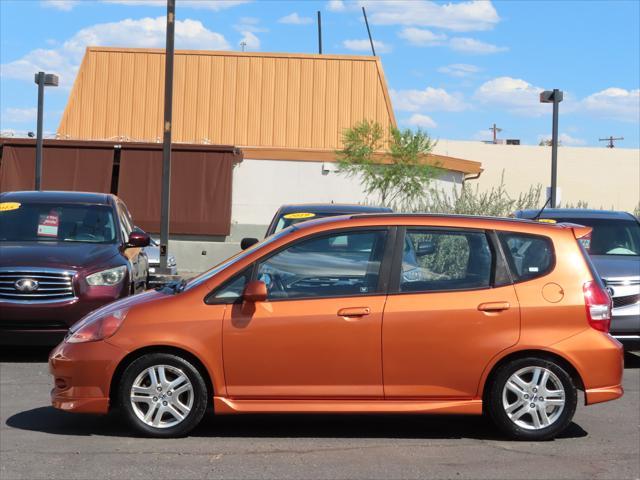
[170,158,464,272]
[433,140,640,211]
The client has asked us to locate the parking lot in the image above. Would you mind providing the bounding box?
[1,348,638,480]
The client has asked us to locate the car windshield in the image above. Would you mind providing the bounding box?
[0,202,117,244]
[183,227,294,291]
[554,218,640,256]
[273,212,338,233]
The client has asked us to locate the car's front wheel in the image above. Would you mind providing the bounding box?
[486,357,578,441]
[118,353,208,437]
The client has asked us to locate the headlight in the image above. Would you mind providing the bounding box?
[66,308,127,343]
[86,265,127,286]
[402,267,424,282]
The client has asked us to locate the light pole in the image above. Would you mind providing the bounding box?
[34,72,58,190]
[540,89,563,208]
[159,0,175,274]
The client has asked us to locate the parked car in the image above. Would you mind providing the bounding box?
[49,213,623,440]
[0,191,150,345]
[144,238,178,279]
[515,209,640,350]
[240,203,392,249]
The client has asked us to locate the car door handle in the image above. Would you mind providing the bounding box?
[337,307,371,318]
[477,302,511,312]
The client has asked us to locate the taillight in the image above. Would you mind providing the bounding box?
[583,281,612,333]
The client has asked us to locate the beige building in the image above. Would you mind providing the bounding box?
[433,140,639,211]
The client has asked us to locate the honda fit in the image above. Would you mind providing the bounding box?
[49,214,623,440]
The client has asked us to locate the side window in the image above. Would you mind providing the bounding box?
[208,267,252,304]
[117,203,132,241]
[256,230,387,300]
[399,230,492,293]
[498,232,554,281]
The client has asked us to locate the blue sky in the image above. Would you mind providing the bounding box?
[1,0,639,147]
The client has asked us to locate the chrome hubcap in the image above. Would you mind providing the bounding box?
[130,365,193,429]
[502,366,565,430]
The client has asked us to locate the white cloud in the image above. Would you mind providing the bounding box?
[398,28,447,46]
[278,13,314,25]
[343,39,392,54]
[391,86,468,112]
[1,16,229,87]
[474,77,547,116]
[407,113,437,129]
[42,0,79,10]
[360,1,500,32]
[327,0,346,12]
[239,31,260,50]
[582,88,639,123]
[103,0,249,10]
[537,133,587,146]
[1,107,38,124]
[437,63,480,77]
[449,37,507,54]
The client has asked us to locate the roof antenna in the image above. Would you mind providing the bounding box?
[362,6,376,56]
[317,11,322,54]
[532,195,552,221]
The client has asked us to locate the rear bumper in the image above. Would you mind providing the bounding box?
[585,384,624,405]
[49,339,128,414]
[611,334,640,351]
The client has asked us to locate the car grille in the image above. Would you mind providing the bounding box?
[0,268,76,303]
[612,294,640,309]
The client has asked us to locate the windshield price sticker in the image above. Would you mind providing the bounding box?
[283,212,316,220]
[0,202,21,212]
[37,211,60,237]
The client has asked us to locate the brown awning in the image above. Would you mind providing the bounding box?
[0,144,113,192]
[117,148,235,236]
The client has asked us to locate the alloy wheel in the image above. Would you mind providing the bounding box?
[501,366,566,430]
[129,364,194,429]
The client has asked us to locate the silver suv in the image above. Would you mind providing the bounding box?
[515,209,640,350]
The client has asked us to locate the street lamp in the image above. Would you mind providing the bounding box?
[34,71,59,190]
[540,89,563,208]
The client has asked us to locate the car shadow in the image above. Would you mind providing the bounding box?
[624,351,640,369]
[6,406,587,441]
[0,346,52,363]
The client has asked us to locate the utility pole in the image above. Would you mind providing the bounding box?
[489,123,502,144]
[240,41,246,52]
[599,136,624,148]
[159,0,175,273]
[317,11,322,54]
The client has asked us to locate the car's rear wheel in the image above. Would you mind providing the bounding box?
[118,353,208,437]
[486,357,577,441]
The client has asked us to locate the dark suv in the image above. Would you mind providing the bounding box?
[0,191,150,345]
[515,208,640,349]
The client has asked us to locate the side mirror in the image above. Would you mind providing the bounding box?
[243,280,267,303]
[126,228,150,248]
[240,237,259,250]
[415,240,436,256]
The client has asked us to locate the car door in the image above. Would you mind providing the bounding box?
[382,227,520,398]
[221,228,393,399]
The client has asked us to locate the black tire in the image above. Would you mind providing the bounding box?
[486,357,577,441]
[118,353,208,438]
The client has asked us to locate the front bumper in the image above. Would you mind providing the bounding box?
[49,339,128,414]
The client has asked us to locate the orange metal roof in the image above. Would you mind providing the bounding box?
[57,47,482,174]
[58,47,397,149]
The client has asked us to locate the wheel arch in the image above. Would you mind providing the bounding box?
[108,345,215,409]
[480,349,586,403]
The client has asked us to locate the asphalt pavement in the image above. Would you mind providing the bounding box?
[1,348,638,480]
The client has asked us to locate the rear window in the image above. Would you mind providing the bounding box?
[498,232,554,282]
[546,218,640,256]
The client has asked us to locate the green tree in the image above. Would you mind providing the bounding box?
[336,120,439,209]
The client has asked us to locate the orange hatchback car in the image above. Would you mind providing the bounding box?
[49,214,623,440]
